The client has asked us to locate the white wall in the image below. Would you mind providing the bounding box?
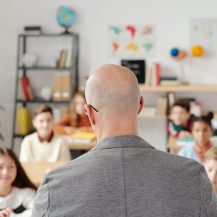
[1,0,217,150]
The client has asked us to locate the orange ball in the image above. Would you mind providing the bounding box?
[178,50,187,58]
[191,45,204,57]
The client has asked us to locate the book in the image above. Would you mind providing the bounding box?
[25,76,34,100]
[151,62,161,86]
[160,76,178,81]
[65,50,72,67]
[52,73,63,101]
[160,80,181,86]
[70,132,96,144]
[20,77,29,101]
[20,76,34,101]
[24,26,42,35]
[24,26,41,31]
[61,73,71,100]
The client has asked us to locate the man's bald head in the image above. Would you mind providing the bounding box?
[85,64,141,115]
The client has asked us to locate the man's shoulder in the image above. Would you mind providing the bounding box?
[46,152,93,180]
[148,148,202,177]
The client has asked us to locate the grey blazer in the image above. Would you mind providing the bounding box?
[32,135,217,217]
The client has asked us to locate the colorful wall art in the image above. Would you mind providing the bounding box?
[109,24,156,57]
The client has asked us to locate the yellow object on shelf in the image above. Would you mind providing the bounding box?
[16,107,32,135]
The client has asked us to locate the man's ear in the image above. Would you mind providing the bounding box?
[86,105,96,125]
[138,96,144,115]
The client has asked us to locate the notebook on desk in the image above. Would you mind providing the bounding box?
[69,132,96,144]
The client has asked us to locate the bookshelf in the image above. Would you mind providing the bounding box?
[11,32,79,149]
[139,84,217,93]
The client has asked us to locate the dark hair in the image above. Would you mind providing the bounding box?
[34,104,53,117]
[172,100,190,112]
[191,112,214,130]
[0,147,37,190]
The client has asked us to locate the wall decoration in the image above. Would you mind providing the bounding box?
[109,24,156,57]
[191,18,217,54]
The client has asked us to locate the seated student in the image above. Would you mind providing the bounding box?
[0,147,36,217]
[168,100,192,139]
[19,105,71,162]
[168,100,194,153]
[53,91,91,136]
[178,112,213,163]
[203,147,217,192]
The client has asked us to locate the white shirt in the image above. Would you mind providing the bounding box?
[0,187,35,217]
[19,132,71,162]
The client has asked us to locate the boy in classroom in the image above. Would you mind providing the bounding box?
[168,100,193,153]
[19,105,71,162]
[203,147,217,192]
[178,112,214,163]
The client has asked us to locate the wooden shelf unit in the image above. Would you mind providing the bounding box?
[139,84,217,92]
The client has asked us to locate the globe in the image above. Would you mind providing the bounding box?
[56,6,77,33]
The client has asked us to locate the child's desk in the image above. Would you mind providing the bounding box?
[21,161,67,187]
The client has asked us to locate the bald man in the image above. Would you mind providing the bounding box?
[32,64,217,217]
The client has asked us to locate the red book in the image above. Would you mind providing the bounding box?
[155,63,161,86]
[20,76,30,101]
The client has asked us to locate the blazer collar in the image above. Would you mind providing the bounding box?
[91,135,155,151]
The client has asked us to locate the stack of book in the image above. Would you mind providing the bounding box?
[160,66,181,86]
[145,62,182,86]
[145,62,160,86]
[52,72,71,101]
[56,49,72,68]
[24,26,42,35]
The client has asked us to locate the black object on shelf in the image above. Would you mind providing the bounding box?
[121,59,146,84]
[11,33,79,149]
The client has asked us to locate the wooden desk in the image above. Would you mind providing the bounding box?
[22,161,67,187]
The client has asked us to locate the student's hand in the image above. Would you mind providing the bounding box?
[0,208,11,217]
[178,131,192,139]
